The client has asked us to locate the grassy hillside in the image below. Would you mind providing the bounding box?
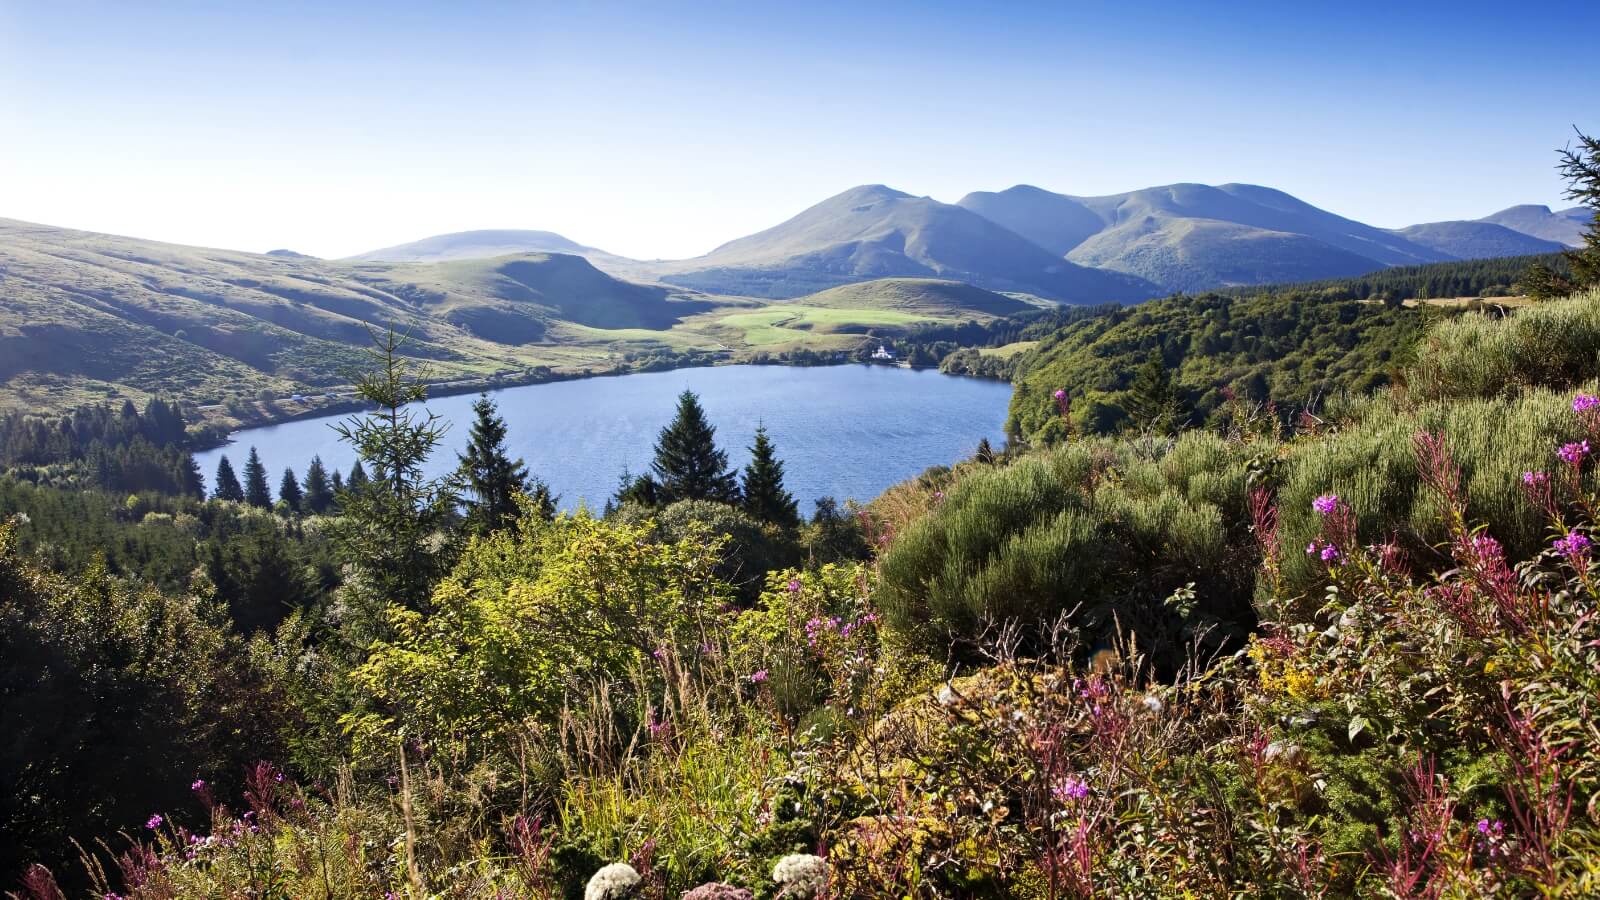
[0,220,1049,418]
[1479,203,1592,245]
[1392,220,1566,258]
[652,184,1160,303]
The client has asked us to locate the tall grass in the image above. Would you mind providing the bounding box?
[1409,288,1600,401]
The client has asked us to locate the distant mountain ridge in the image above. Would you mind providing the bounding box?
[350,185,1587,298]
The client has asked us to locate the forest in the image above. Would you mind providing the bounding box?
[2,133,1600,900]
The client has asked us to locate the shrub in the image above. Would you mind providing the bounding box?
[1409,288,1600,401]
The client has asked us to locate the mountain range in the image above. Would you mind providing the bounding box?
[353,185,1590,296]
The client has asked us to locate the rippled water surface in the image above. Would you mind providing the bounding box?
[196,365,1013,511]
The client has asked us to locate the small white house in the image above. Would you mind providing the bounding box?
[872,345,895,361]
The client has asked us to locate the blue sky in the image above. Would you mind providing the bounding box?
[0,1,1594,259]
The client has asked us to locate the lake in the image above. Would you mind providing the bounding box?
[195,364,1013,512]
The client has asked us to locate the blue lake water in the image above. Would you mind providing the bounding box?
[195,364,1013,512]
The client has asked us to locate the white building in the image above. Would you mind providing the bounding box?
[872,345,895,361]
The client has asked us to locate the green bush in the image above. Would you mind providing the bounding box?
[876,433,1261,672]
[1409,288,1600,401]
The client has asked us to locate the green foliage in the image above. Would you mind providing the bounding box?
[876,433,1260,671]
[277,467,303,513]
[616,500,800,602]
[457,393,532,534]
[0,521,298,885]
[329,329,460,642]
[1523,128,1600,300]
[242,446,272,508]
[302,455,334,514]
[1009,290,1431,443]
[345,512,731,764]
[651,391,740,505]
[212,454,244,502]
[740,426,799,528]
[1409,288,1600,401]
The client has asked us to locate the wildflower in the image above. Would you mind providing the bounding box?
[1553,532,1590,559]
[1320,545,1340,562]
[651,646,666,661]
[1312,493,1340,516]
[1141,694,1164,715]
[682,884,754,900]
[772,853,828,898]
[1053,389,1066,400]
[145,814,163,830]
[191,778,206,792]
[1574,394,1600,412]
[1051,774,1091,802]
[786,578,802,593]
[584,862,641,900]
[1522,470,1549,486]
[1558,440,1590,465]
[750,669,769,683]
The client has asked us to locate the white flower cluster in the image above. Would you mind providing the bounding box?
[585,862,642,900]
[772,853,828,898]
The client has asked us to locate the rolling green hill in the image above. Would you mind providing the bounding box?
[793,277,1048,318]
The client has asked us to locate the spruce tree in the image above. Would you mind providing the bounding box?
[330,328,459,639]
[347,460,368,489]
[303,456,334,514]
[1523,128,1600,300]
[650,390,739,504]
[740,425,798,526]
[242,447,272,508]
[213,455,245,502]
[1123,355,1185,435]
[278,468,304,513]
[456,394,530,533]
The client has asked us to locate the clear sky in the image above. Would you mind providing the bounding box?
[1,1,1595,260]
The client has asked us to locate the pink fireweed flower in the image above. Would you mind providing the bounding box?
[1553,532,1590,559]
[145,814,163,830]
[1307,540,1340,562]
[1312,494,1340,516]
[1523,470,1549,486]
[1574,394,1600,413]
[1320,545,1340,562]
[191,778,206,792]
[1053,389,1066,400]
[1051,774,1090,802]
[786,578,802,593]
[749,669,769,683]
[1558,440,1590,465]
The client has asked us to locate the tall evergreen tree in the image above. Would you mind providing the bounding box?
[213,454,244,502]
[456,394,530,533]
[330,468,345,494]
[330,328,460,640]
[1523,128,1600,300]
[242,447,272,508]
[303,456,334,514]
[650,390,739,504]
[740,425,799,527]
[1123,355,1185,435]
[346,460,368,490]
[278,468,304,513]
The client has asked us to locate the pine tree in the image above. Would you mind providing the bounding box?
[214,455,245,502]
[650,390,739,504]
[242,447,272,508]
[1523,128,1600,300]
[303,456,334,514]
[330,468,345,494]
[1123,355,1185,435]
[346,460,368,490]
[278,468,304,513]
[456,394,530,533]
[330,328,460,639]
[740,425,798,526]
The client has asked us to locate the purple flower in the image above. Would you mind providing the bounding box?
[1523,470,1549,486]
[1574,394,1600,413]
[651,646,666,661]
[1554,532,1591,558]
[1320,544,1340,562]
[749,669,769,683]
[1053,389,1066,400]
[1312,494,1340,516]
[1558,440,1591,465]
[191,778,206,792]
[786,578,802,593]
[145,814,163,830]
[1051,774,1090,802]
